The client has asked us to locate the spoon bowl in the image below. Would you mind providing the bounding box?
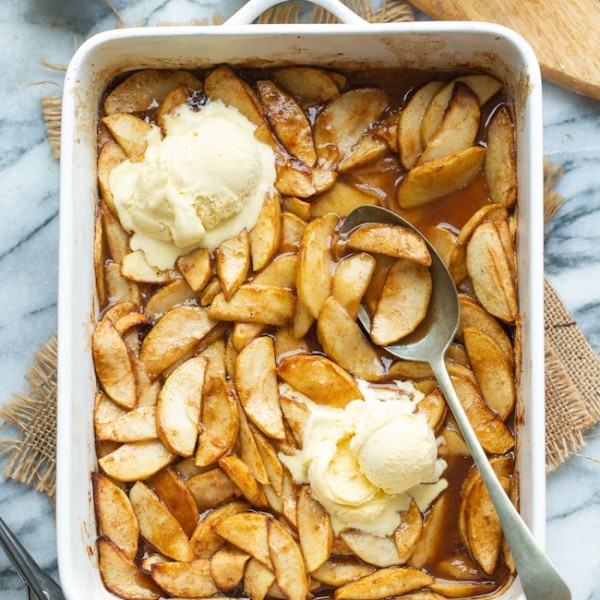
[341,205,459,363]
[340,205,571,600]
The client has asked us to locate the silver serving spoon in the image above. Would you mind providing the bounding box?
[340,205,571,600]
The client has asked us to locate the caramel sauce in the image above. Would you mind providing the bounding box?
[400,172,491,235]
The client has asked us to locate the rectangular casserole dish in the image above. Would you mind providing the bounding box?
[56,1,544,598]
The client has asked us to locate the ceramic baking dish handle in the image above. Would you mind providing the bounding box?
[225,0,367,25]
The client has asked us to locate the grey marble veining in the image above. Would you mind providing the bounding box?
[0,1,599,598]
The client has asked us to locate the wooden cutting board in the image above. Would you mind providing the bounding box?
[410,0,600,100]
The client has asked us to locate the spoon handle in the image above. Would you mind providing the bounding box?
[429,356,571,600]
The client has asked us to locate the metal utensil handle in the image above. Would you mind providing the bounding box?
[0,516,65,600]
[225,0,367,26]
[429,356,571,600]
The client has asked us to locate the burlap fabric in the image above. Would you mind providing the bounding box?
[1,0,599,500]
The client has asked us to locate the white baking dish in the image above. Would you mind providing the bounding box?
[56,0,544,598]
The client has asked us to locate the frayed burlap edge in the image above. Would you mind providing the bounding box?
[544,281,600,421]
[42,96,62,160]
[544,339,596,471]
[0,337,57,498]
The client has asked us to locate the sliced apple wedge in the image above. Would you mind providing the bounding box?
[219,456,268,509]
[98,440,175,482]
[453,377,514,454]
[252,252,298,290]
[334,566,433,600]
[92,318,136,410]
[249,189,282,271]
[186,467,241,513]
[96,406,157,443]
[195,376,239,466]
[339,529,402,568]
[210,545,251,592]
[244,557,275,600]
[102,203,130,264]
[150,558,218,598]
[235,335,285,440]
[310,180,377,219]
[458,293,514,365]
[176,247,213,292]
[93,473,139,561]
[204,65,264,127]
[156,84,189,126]
[129,480,193,562]
[94,211,107,306]
[279,395,310,447]
[146,467,199,538]
[276,354,363,408]
[314,88,388,169]
[215,228,251,300]
[209,284,295,326]
[398,80,445,169]
[485,105,518,208]
[393,500,423,564]
[156,356,207,457]
[318,296,385,382]
[397,146,485,209]
[257,79,317,166]
[418,83,480,165]
[104,69,201,115]
[94,391,126,439]
[97,536,160,600]
[236,398,269,485]
[216,512,273,567]
[144,279,196,320]
[371,259,433,346]
[189,499,249,559]
[332,252,376,319]
[346,223,431,265]
[338,131,388,172]
[102,113,152,158]
[421,74,501,146]
[97,140,127,215]
[297,485,333,572]
[105,262,141,305]
[448,203,508,284]
[279,211,307,254]
[466,221,518,324]
[409,493,449,569]
[271,66,341,109]
[121,250,179,285]
[268,518,309,600]
[463,326,516,420]
[275,156,337,197]
[140,305,217,375]
[311,557,375,587]
[297,213,338,319]
[465,475,510,575]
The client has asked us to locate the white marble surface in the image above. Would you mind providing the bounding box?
[0,0,598,598]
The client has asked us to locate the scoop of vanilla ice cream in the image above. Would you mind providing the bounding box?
[353,412,444,495]
[110,101,276,269]
[279,382,447,537]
